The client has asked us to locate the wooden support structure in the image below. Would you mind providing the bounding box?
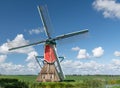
[36,63,60,82]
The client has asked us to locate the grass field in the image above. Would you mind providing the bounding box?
[1,75,120,88]
[1,75,120,82]
[0,75,37,82]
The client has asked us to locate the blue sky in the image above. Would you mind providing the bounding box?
[1,0,120,75]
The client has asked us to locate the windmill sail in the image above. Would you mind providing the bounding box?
[53,29,88,41]
[53,46,65,80]
[9,40,46,51]
[38,5,52,39]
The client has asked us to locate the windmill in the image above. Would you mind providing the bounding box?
[9,5,88,82]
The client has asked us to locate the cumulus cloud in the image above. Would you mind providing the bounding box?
[29,27,43,35]
[0,34,40,74]
[74,46,104,59]
[72,46,80,51]
[112,59,120,66]
[0,34,34,54]
[61,60,104,75]
[0,62,24,74]
[0,43,9,54]
[61,59,120,75]
[77,49,90,59]
[92,47,104,58]
[25,51,39,72]
[7,34,34,54]
[0,55,7,63]
[114,51,120,56]
[106,59,120,74]
[26,51,38,62]
[93,0,120,19]
[27,62,39,72]
[0,62,39,75]
[2,58,120,75]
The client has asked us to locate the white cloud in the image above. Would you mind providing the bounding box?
[29,28,43,35]
[93,0,120,19]
[72,46,80,51]
[77,49,90,59]
[0,62,39,75]
[112,59,120,65]
[61,59,120,75]
[1,54,120,75]
[114,51,120,56]
[0,55,7,63]
[0,34,40,75]
[25,51,40,72]
[92,47,104,58]
[27,62,39,72]
[75,47,104,59]
[61,60,104,75]
[106,59,120,74]
[0,62,24,74]
[26,51,38,62]
[0,43,9,54]
[7,34,34,54]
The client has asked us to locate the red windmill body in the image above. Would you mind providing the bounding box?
[44,44,56,63]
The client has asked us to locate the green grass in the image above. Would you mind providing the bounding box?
[0,75,37,82]
[1,75,120,88]
[112,86,120,88]
[1,75,120,82]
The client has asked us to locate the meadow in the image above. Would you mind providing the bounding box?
[1,75,120,88]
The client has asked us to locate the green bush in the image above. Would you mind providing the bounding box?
[0,77,105,88]
[0,78,28,88]
[0,79,104,88]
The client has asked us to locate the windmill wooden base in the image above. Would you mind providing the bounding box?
[36,63,61,82]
